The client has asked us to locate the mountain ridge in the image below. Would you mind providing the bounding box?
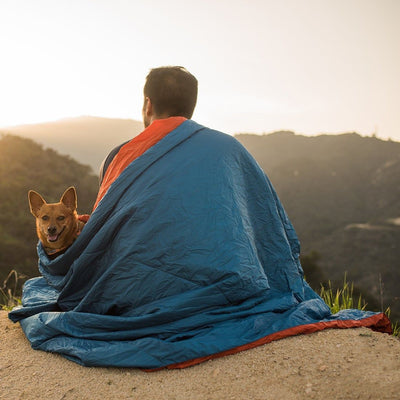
[3,116,144,173]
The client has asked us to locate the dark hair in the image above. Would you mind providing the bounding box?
[143,66,198,119]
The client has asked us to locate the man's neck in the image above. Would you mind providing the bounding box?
[146,114,172,127]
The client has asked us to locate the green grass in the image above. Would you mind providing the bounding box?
[0,269,22,311]
[319,273,367,314]
[320,273,399,337]
[384,308,400,337]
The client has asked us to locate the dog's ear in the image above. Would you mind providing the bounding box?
[60,187,77,211]
[28,190,46,217]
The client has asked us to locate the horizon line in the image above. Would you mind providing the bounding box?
[0,114,396,142]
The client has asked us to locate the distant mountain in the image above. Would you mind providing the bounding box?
[236,131,400,320]
[3,116,144,174]
[236,132,400,238]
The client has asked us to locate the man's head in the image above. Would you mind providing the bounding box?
[142,66,198,127]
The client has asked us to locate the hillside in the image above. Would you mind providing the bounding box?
[236,132,400,321]
[236,131,400,239]
[3,116,144,173]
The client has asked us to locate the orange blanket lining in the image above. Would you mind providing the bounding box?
[145,313,392,371]
[93,117,186,211]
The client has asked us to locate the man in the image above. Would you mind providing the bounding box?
[10,66,390,370]
[98,66,198,186]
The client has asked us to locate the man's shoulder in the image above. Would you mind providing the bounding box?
[185,120,239,143]
[99,140,130,184]
[186,120,247,151]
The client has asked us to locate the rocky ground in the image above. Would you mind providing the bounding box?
[1,311,399,400]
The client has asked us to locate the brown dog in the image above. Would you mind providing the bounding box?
[28,187,85,257]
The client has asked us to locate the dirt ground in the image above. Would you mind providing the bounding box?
[1,310,399,400]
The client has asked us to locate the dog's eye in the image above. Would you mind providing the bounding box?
[57,216,65,221]
[42,215,49,221]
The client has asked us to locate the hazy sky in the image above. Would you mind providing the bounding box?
[0,0,399,140]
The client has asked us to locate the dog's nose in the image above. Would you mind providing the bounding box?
[48,226,57,235]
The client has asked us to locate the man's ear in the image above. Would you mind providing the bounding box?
[142,96,154,128]
[144,97,153,116]
[60,187,77,211]
[28,191,46,217]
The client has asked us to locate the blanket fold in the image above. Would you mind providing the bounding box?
[9,120,391,369]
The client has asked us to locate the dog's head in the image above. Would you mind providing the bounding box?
[28,187,79,250]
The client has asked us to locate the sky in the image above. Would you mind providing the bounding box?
[0,0,399,140]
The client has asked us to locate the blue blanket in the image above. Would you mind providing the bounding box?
[9,120,389,368]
